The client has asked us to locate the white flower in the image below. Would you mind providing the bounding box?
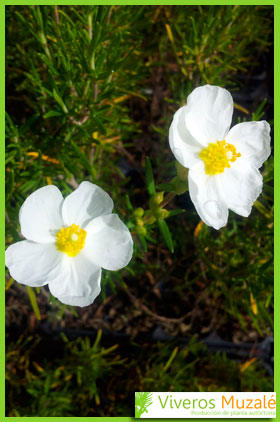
[5,181,133,307]
[169,84,271,229]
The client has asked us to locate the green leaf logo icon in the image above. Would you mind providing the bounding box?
[135,392,153,418]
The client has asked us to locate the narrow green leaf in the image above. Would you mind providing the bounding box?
[43,110,62,119]
[89,21,101,59]
[125,194,133,211]
[118,87,147,101]
[94,116,107,134]
[60,332,69,343]
[5,277,14,290]
[6,169,14,202]
[145,233,156,244]
[44,374,51,394]
[27,286,41,320]
[53,88,68,113]
[157,182,176,193]
[163,346,179,372]
[58,304,66,319]
[69,306,79,318]
[93,329,102,349]
[5,111,14,129]
[249,310,263,336]
[138,234,148,252]
[258,301,274,330]
[252,98,267,121]
[108,275,117,294]
[157,218,174,253]
[145,157,155,196]
[69,140,94,175]
[168,209,186,218]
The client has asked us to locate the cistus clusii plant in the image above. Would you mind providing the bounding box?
[5,4,273,417]
[5,182,133,306]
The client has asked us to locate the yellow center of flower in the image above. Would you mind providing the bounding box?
[199,140,241,175]
[55,224,87,257]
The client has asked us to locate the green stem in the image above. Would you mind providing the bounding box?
[158,191,176,209]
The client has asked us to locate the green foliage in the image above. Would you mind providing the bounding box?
[6,5,147,202]
[6,332,124,416]
[139,339,273,394]
[6,335,273,417]
[158,6,272,96]
[157,218,174,253]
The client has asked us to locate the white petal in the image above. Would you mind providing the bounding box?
[225,121,271,169]
[62,181,114,228]
[19,185,63,243]
[48,254,101,307]
[185,85,233,145]
[83,214,133,271]
[5,241,63,287]
[169,106,201,168]
[188,163,228,230]
[219,158,263,217]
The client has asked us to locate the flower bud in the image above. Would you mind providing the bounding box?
[158,209,169,219]
[133,207,144,217]
[154,192,164,204]
[136,226,147,236]
[136,217,144,227]
[149,192,164,212]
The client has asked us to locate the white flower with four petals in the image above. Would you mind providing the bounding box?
[5,181,133,307]
[169,84,271,229]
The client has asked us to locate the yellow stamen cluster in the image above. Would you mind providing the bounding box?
[199,140,241,175]
[56,224,87,257]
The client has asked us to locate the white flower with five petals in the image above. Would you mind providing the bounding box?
[5,181,133,307]
[169,84,271,229]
